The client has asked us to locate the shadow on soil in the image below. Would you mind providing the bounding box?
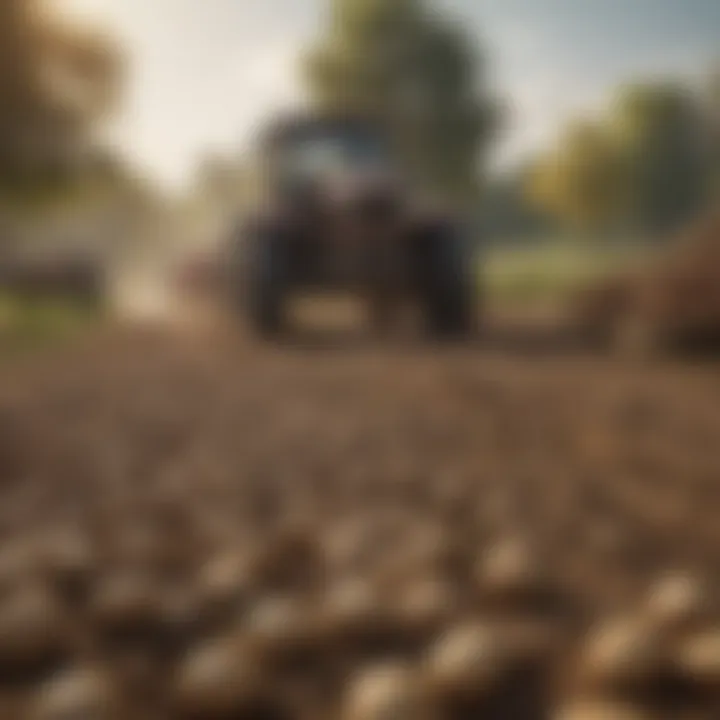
[260,319,594,358]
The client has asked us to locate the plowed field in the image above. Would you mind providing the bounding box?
[0,323,719,719]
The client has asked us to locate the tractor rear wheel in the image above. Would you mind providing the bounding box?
[417,222,476,339]
[243,224,288,337]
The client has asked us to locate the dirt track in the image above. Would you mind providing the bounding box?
[0,323,719,719]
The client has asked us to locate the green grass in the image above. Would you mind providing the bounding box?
[0,294,100,358]
[483,240,649,307]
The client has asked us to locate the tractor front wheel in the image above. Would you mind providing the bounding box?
[243,224,288,338]
[417,222,477,339]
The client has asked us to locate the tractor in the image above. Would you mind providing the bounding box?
[226,113,477,338]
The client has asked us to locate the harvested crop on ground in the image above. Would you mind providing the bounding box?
[0,325,719,719]
[576,209,720,355]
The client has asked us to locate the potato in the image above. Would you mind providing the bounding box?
[0,584,72,676]
[243,595,322,669]
[32,667,118,720]
[391,577,457,638]
[90,572,162,640]
[318,577,391,645]
[554,699,653,720]
[172,638,277,719]
[578,615,666,694]
[477,537,540,597]
[252,525,324,593]
[643,572,709,635]
[197,551,254,614]
[342,663,432,720]
[425,622,505,697]
[38,529,96,603]
[676,629,720,686]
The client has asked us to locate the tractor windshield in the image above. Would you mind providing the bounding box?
[278,125,390,183]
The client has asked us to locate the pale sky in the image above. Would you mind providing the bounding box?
[60,0,719,191]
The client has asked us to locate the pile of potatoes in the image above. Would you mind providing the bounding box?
[575,208,720,355]
[0,523,716,719]
[0,327,718,719]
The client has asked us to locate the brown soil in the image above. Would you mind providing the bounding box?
[0,323,719,719]
[576,209,720,351]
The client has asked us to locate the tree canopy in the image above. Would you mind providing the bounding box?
[707,69,720,199]
[526,77,716,241]
[304,0,498,208]
[610,82,709,237]
[526,121,619,237]
[0,0,122,196]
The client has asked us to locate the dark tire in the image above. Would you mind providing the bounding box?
[242,223,288,337]
[417,221,476,339]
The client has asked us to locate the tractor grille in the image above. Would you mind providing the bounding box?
[352,190,400,225]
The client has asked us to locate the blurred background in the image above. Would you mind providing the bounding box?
[1,4,720,720]
[1,0,717,344]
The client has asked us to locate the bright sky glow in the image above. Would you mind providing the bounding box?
[58,0,718,190]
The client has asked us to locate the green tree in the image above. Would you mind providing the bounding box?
[609,82,709,238]
[525,120,619,238]
[304,0,497,208]
[706,68,720,200]
[0,0,122,196]
[482,167,553,243]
